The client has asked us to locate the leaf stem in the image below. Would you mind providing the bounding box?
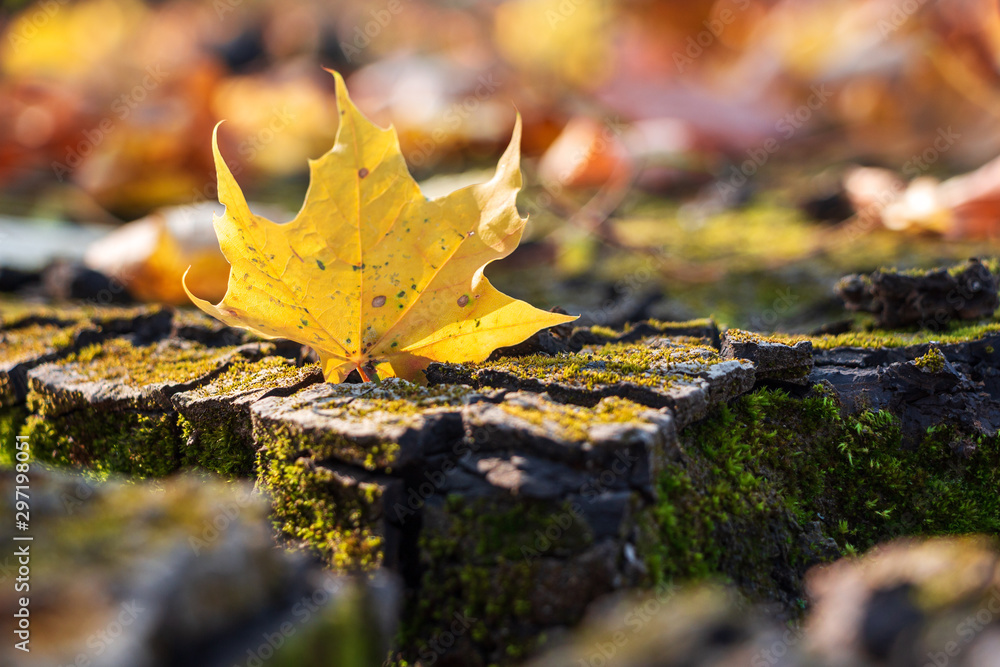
[357,363,381,385]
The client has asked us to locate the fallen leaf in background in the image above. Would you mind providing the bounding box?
[185,71,575,383]
[84,201,232,304]
[539,117,708,194]
[882,177,951,235]
[4,0,1000,229]
[538,116,633,189]
[494,0,616,89]
[843,154,1000,238]
[843,166,906,221]
[937,153,1000,238]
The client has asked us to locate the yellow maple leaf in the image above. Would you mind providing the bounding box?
[184,70,576,383]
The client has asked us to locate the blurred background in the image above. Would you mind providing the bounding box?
[3,0,1000,331]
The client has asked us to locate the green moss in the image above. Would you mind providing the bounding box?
[176,357,321,477]
[471,341,725,392]
[806,318,1000,350]
[870,257,1000,279]
[178,415,251,477]
[252,380,481,473]
[0,382,16,410]
[913,346,946,372]
[187,356,314,399]
[256,430,389,571]
[22,409,180,478]
[641,421,812,606]
[65,338,238,387]
[393,496,592,666]
[497,396,657,442]
[584,325,619,338]
[262,418,403,473]
[170,306,234,331]
[266,583,387,667]
[258,452,383,572]
[615,198,817,270]
[647,317,715,330]
[725,329,759,344]
[644,388,1000,604]
[18,343,287,479]
[0,301,161,328]
[493,192,1000,330]
[310,380,473,420]
[0,322,85,366]
[725,328,808,346]
[0,406,28,467]
[577,319,717,343]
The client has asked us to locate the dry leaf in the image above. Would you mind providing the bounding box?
[538,116,632,189]
[85,202,233,304]
[844,154,1000,238]
[185,70,576,383]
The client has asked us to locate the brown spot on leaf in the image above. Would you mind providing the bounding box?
[372,295,386,307]
[358,167,369,178]
[457,294,470,307]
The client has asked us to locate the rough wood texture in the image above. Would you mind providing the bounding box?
[3,301,999,666]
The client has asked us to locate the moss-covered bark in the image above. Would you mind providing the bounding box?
[393,495,601,666]
[3,300,999,666]
[257,440,396,571]
[0,406,27,466]
[641,386,1000,611]
[22,409,181,477]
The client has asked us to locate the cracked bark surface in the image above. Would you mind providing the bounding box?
[2,302,998,666]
